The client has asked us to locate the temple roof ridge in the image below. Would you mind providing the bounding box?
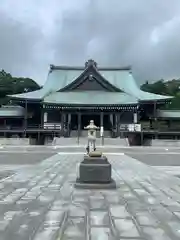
[50,60,131,72]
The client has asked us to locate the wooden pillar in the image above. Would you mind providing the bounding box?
[77,111,81,144]
[115,112,118,136]
[117,112,121,137]
[65,113,68,126]
[67,113,71,136]
[41,107,44,128]
[100,111,104,127]
[154,101,158,138]
[4,119,6,129]
[68,113,71,124]
[110,113,113,128]
[40,107,43,128]
[150,119,153,129]
[24,100,28,130]
[61,111,64,136]
[3,119,6,137]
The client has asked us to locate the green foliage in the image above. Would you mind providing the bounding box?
[0,69,41,105]
[141,80,162,94]
[141,79,180,109]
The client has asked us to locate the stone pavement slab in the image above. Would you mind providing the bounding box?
[0,153,180,239]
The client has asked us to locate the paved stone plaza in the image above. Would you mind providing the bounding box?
[0,147,180,239]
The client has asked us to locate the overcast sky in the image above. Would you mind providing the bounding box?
[0,0,180,85]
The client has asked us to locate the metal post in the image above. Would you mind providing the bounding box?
[61,111,64,137]
[38,131,40,144]
[118,112,121,138]
[77,111,81,145]
[24,99,27,132]
[68,113,71,137]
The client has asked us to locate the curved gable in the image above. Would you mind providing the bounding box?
[60,62,121,92]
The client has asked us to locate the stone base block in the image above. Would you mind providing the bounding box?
[74,155,116,189]
[74,178,116,189]
[79,156,111,183]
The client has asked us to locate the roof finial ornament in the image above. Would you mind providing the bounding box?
[50,64,55,72]
[85,59,97,68]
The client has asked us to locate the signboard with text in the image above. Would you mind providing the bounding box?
[120,124,141,132]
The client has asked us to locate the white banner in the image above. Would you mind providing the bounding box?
[134,124,141,132]
[100,126,104,137]
[128,124,141,132]
[44,112,48,123]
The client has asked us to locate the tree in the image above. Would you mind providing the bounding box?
[141,79,180,109]
[0,69,41,105]
[141,80,168,95]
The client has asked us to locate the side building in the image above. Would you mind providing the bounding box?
[0,59,174,144]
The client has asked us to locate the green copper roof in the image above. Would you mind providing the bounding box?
[9,63,173,102]
[9,69,83,100]
[43,69,83,93]
[99,70,172,101]
[43,91,138,105]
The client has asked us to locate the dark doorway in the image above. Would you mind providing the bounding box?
[71,114,78,130]
[103,114,111,130]
[70,113,112,131]
[81,114,100,129]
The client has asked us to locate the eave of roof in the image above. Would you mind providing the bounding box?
[43,91,138,105]
[8,89,46,100]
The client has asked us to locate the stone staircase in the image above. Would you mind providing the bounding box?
[51,136,129,146]
[70,130,112,138]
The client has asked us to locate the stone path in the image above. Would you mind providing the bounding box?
[51,137,129,147]
[0,153,180,239]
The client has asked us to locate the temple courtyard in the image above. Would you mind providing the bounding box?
[0,145,180,239]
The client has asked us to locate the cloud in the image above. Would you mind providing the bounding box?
[1,0,180,85]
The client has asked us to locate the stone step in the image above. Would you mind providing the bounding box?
[70,130,112,138]
[51,137,129,146]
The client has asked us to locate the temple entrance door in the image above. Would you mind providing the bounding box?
[81,114,100,129]
[103,114,111,130]
[71,114,78,130]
